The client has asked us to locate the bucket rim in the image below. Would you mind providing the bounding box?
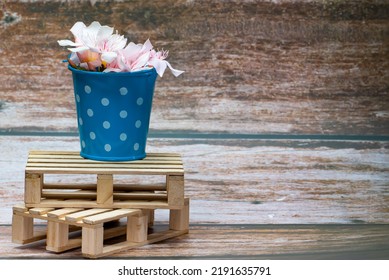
[67,64,157,77]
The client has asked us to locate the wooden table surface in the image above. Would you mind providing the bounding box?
[0,0,388,259]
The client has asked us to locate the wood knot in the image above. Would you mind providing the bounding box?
[1,11,21,27]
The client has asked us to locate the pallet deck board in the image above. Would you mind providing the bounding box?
[26,167,184,175]
[12,202,190,258]
[25,199,172,209]
[23,151,185,209]
[29,208,55,215]
[27,163,184,169]
[82,209,141,225]
[92,229,189,259]
[25,151,184,175]
[65,209,113,223]
[47,208,84,218]
[41,190,168,201]
[42,183,167,191]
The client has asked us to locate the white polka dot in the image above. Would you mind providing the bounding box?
[119,110,128,118]
[136,97,143,106]
[76,94,80,102]
[84,85,91,94]
[104,144,111,152]
[134,143,139,151]
[81,140,86,148]
[119,87,128,95]
[79,117,83,125]
[135,120,142,128]
[89,132,96,140]
[103,121,110,129]
[120,133,127,141]
[87,109,94,117]
[101,98,109,106]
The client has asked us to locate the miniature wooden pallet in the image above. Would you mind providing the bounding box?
[24,151,185,209]
[12,199,189,258]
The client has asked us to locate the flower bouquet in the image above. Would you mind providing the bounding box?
[58,21,183,161]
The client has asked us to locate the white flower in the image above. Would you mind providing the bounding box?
[58,21,184,76]
[148,49,184,77]
[108,39,153,72]
[58,21,126,65]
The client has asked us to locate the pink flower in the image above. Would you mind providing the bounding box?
[148,49,184,77]
[106,39,153,72]
[59,21,184,77]
[58,21,126,70]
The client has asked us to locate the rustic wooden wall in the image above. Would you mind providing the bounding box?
[0,0,389,258]
[1,0,388,135]
[0,0,389,259]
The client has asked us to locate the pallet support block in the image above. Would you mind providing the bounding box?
[82,225,104,256]
[146,209,155,227]
[97,174,113,205]
[127,212,148,243]
[46,221,69,252]
[24,173,43,204]
[12,214,34,244]
[170,198,190,231]
[167,175,184,208]
[12,205,49,244]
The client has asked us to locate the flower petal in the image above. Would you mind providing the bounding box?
[86,21,102,35]
[101,51,117,63]
[149,58,167,77]
[57,39,80,47]
[79,62,89,70]
[87,59,103,71]
[68,46,90,53]
[68,52,80,64]
[110,34,127,50]
[131,51,150,70]
[77,50,100,63]
[166,61,184,77]
[141,39,153,53]
[123,42,142,63]
[70,22,86,38]
[103,67,122,73]
[116,54,131,72]
[96,24,114,41]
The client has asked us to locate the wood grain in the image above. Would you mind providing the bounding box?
[1,224,388,259]
[1,0,388,260]
[1,136,388,225]
[0,0,388,135]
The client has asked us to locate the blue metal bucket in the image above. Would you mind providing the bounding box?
[69,65,158,161]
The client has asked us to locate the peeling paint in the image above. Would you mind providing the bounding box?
[0,11,21,27]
